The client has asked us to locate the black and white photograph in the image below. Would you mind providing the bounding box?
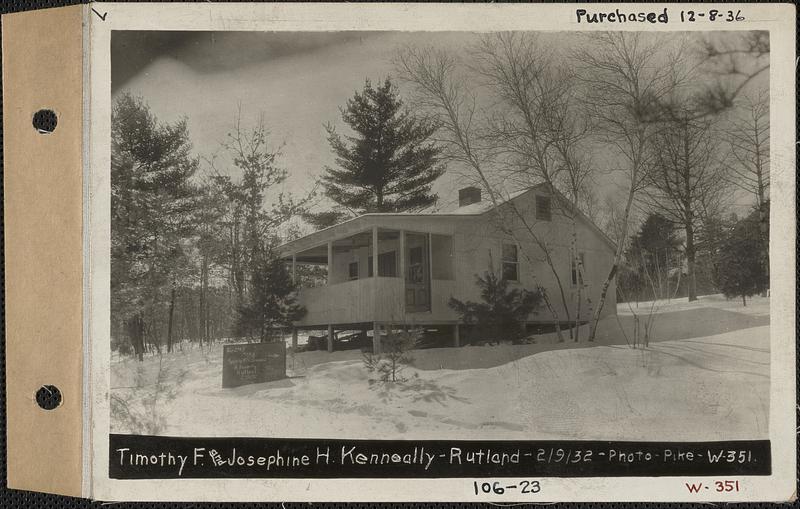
[108,26,774,447]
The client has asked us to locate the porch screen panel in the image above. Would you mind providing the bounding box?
[431,234,454,280]
[368,251,398,277]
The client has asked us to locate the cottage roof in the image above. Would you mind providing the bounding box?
[278,183,616,256]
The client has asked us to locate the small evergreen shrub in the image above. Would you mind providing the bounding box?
[363,328,421,383]
[448,265,543,344]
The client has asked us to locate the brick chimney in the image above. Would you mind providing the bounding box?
[458,186,481,207]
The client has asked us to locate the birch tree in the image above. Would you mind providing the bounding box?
[470,33,594,340]
[575,32,685,341]
[395,46,570,341]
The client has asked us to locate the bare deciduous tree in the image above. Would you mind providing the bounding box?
[574,32,686,341]
[471,33,595,340]
[724,92,769,282]
[207,110,309,306]
[725,92,769,208]
[640,113,729,302]
[395,45,572,342]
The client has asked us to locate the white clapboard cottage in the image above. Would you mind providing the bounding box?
[278,184,617,352]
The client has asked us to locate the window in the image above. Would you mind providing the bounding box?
[536,195,552,221]
[501,243,519,281]
[368,251,397,277]
[571,252,585,286]
[348,261,359,280]
[431,234,454,280]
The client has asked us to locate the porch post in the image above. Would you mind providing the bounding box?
[327,241,333,285]
[398,230,405,281]
[428,232,434,279]
[291,253,296,283]
[291,328,298,350]
[372,226,379,278]
[428,232,434,307]
[372,322,381,354]
[327,324,334,353]
[372,227,381,353]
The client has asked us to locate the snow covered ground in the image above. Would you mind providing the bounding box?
[111,294,769,441]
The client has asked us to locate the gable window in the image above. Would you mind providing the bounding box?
[536,195,552,221]
[501,243,519,282]
[348,261,359,280]
[571,252,586,286]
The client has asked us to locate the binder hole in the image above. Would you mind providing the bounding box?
[32,109,58,134]
[35,385,62,410]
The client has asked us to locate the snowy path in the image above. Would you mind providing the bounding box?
[111,295,769,441]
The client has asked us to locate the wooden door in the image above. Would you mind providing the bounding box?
[404,233,431,313]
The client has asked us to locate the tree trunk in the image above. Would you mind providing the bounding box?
[127,313,146,362]
[200,253,209,346]
[571,214,580,342]
[137,316,145,361]
[685,221,697,302]
[199,260,205,346]
[232,219,245,307]
[742,294,747,306]
[588,180,635,342]
[756,181,769,297]
[166,282,177,353]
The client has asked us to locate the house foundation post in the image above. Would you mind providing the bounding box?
[327,324,334,353]
[453,323,460,347]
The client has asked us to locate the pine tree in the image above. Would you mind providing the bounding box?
[622,214,681,302]
[696,212,737,294]
[311,78,445,227]
[111,93,199,359]
[234,242,306,342]
[636,214,681,268]
[715,206,769,306]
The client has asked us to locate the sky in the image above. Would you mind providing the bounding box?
[111,30,769,222]
[112,30,481,212]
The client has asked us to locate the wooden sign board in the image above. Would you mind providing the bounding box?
[222,342,286,388]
